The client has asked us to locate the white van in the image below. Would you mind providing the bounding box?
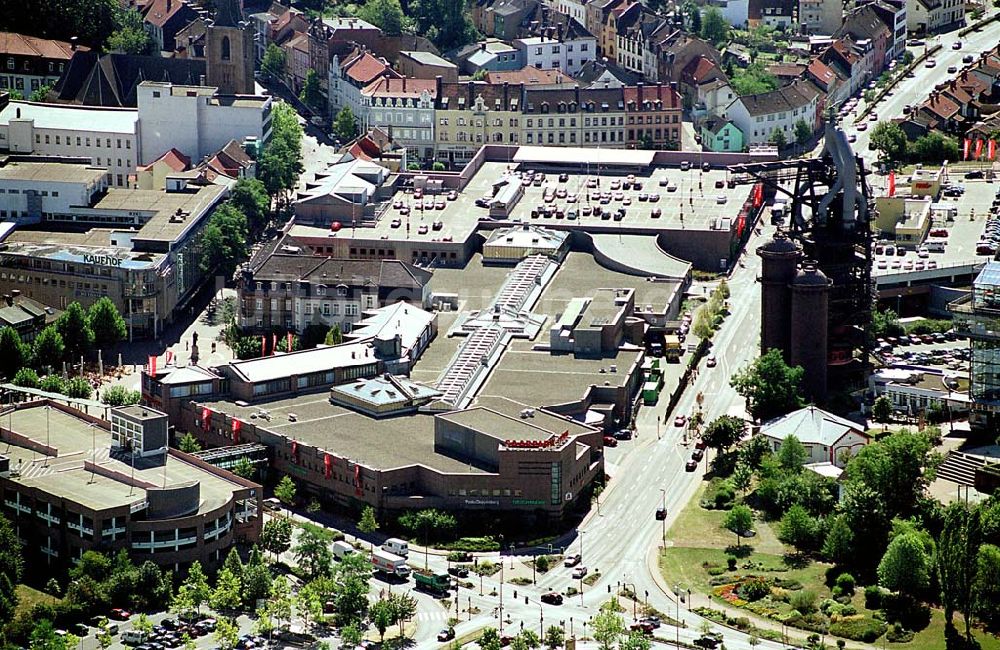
[332,540,354,560]
[924,239,946,253]
[122,630,147,645]
[382,538,409,557]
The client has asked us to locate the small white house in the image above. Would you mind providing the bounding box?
[759,406,870,468]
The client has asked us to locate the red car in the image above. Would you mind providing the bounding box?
[685,460,698,472]
[603,436,619,447]
[109,608,131,620]
[695,438,707,450]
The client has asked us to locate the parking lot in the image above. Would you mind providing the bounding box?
[876,331,971,372]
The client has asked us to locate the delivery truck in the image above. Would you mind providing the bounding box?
[372,549,411,578]
[332,540,354,560]
[413,569,451,596]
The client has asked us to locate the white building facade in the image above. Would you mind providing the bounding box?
[514,35,597,77]
[724,80,819,147]
[362,78,437,161]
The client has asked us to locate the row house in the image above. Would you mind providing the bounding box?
[362,77,437,161]
[651,30,722,86]
[835,4,891,77]
[143,0,201,52]
[514,29,596,77]
[283,32,311,94]
[474,0,541,40]
[916,90,961,132]
[806,58,849,109]
[864,0,907,63]
[546,0,588,27]
[616,9,670,78]
[0,32,83,96]
[306,17,382,95]
[799,0,842,34]
[907,0,964,34]
[623,82,683,148]
[820,39,866,96]
[748,0,797,28]
[328,48,398,127]
[522,86,627,146]
[435,80,523,166]
[586,0,627,58]
[679,55,727,104]
[249,3,308,63]
[724,78,820,147]
[575,58,642,88]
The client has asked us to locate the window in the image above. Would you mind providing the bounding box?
[221,36,231,60]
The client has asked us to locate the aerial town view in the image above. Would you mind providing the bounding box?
[3,0,1000,648]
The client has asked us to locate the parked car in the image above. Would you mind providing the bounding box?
[564,554,582,567]
[541,592,564,605]
[966,170,985,179]
[603,436,618,447]
[674,415,687,427]
[691,449,704,462]
[571,566,588,579]
[706,356,717,367]
[110,609,132,621]
[655,507,667,521]
[685,460,698,472]
[437,629,456,642]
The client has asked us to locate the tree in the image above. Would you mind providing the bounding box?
[769,129,787,149]
[268,576,293,628]
[177,432,202,453]
[232,456,255,480]
[105,8,153,54]
[101,385,141,406]
[872,307,904,338]
[333,107,358,143]
[242,548,272,606]
[973,543,1000,627]
[872,395,893,426]
[692,309,714,341]
[620,631,652,650]
[544,625,565,650]
[214,617,240,650]
[0,0,121,48]
[388,592,417,638]
[358,0,407,35]
[0,327,28,378]
[0,513,23,626]
[723,504,754,547]
[66,377,93,399]
[591,609,626,650]
[329,553,371,625]
[732,461,752,495]
[731,349,805,422]
[258,104,304,199]
[293,525,333,579]
[700,6,729,45]
[199,203,249,276]
[300,69,324,112]
[261,44,286,81]
[34,325,66,370]
[479,628,502,650]
[260,518,293,561]
[779,504,818,550]
[230,179,271,238]
[176,561,211,613]
[275,475,297,507]
[937,502,982,637]
[870,121,908,164]
[88,297,127,349]
[56,302,94,362]
[13,366,40,388]
[210,567,243,612]
[777,435,807,472]
[909,132,960,164]
[702,415,744,452]
[729,61,778,96]
[822,515,854,565]
[845,429,937,520]
[684,0,702,33]
[878,533,930,596]
[96,618,114,650]
[340,623,363,649]
[358,505,380,537]
[40,374,67,395]
[370,598,394,642]
[397,508,458,543]
[133,614,153,637]
[794,119,812,146]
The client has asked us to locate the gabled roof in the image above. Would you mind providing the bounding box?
[0,32,85,59]
[575,59,642,87]
[702,117,738,136]
[921,93,960,120]
[437,81,524,111]
[622,83,682,109]
[138,148,191,173]
[485,66,568,85]
[142,0,198,29]
[204,140,253,178]
[735,79,819,117]
[835,5,891,42]
[342,51,395,85]
[761,406,868,447]
[681,56,726,86]
[361,76,436,99]
[48,51,206,107]
[807,59,836,87]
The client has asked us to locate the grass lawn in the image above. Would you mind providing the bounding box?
[899,610,1000,650]
[14,584,59,617]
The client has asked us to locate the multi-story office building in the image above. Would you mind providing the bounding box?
[0,95,139,187]
[0,401,261,571]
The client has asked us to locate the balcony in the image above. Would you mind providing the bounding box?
[132,536,198,551]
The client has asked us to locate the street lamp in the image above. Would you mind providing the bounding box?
[659,488,667,547]
[579,530,586,565]
[674,583,681,648]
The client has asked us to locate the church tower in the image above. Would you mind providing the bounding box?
[205,0,254,94]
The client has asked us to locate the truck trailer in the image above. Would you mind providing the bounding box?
[372,550,411,578]
[413,569,451,596]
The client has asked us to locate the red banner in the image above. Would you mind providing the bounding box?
[736,213,746,238]
[261,336,266,357]
[148,355,157,375]
[232,418,241,443]
[354,464,362,496]
[202,407,211,432]
[286,332,293,353]
[752,182,763,208]
[964,138,971,160]
[291,439,298,461]
[272,333,277,356]
[165,350,173,366]
[975,139,984,160]
[888,171,895,197]
[990,139,997,161]
[324,453,332,478]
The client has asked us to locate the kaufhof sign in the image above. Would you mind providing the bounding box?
[82,254,124,267]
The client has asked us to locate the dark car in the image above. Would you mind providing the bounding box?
[558,173,569,182]
[966,170,985,179]
[437,629,456,642]
[691,449,704,462]
[685,460,698,472]
[448,566,470,578]
[603,436,619,447]
[655,507,667,521]
[613,429,633,440]
[693,636,721,649]
[160,619,178,631]
[695,438,707,450]
[541,592,564,605]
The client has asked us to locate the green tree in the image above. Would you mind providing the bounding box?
[778,504,818,550]
[258,104,304,199]
[729,61,778,96]
[66,377,93,399]
[213,617,240,650]
[268,576,293,627]
[0,513,23,627]
[692,309,714,340]
[702,415,744,453]
[723,504,754,547]
[937,502,982,636]
[388,591,417,638]
[732,461,752,495]
[591,608,626,650]
[177,432,202,453]
[96,618,114,650]
[872,307,904,337]
[275,475,297,506]
[685,0,702,32]
[909,132,960,164]
[261,44,286,81]
[769,129,787,149]
[700,6,729,44]
[340,623,363,649]
[293,525,333,579]
[370,598,394,642]
[300,69,324,112]
[333,106,358,143]
[133,614,153,637]
[870,121,908,164]
[232,456,255,480]
[260,517,293,561]
[210,567,243,612]
[397,508,458,543]
[29,83,55,103]
[39,375,67,396]
[620,630,652,650]
[544,625,565,650]
[358,505,380,536]
[872,395,893,426]
[845,429,936,520]
[0,327,28,378]
[101,385,141,406]
[358,0,407,35]
[822,515,854,565]
[777,434,807,472]
[794,118,812,146]
[0,0,121,48]
[973,543,1000,627]
[878,533,930,596]
[230,179,271,238]
[13,366,40,388]
[56,302,94,362]
[199,203,249,276]
[33,326,66,370]
[479,628,502,650]
[731,349,805,422]
[241,547,273,606]
[329,553,371,625]
[105,8,153,54]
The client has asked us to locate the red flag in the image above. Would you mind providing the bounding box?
[286,332,293,352]
[736,213,746,237]
[752,182,763,208]
[975,139,984,159]
[148,355,157,375]
[990,139,996,161]
[232,418,241,443]
[291,439,298,461]
[324,453,332,478]
[272,333,277,356]
[165,350,173,366]
[202,407,211,431]
[261,336,266,356]
[888,171,896,196]
[964,138,971,160]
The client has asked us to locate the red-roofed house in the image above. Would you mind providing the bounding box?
[485,66,570,85]
[204,140,256,180]
[362,77,437,160]
[329,48,399,129]
[623,82,682,149]
[341,126,408,171]
[283,31,312,94]
[142,0,200,52]
[806,58,848,108]
[679,55,726,98]
[135,148,192,189]
[917,90,961,132]
[0,32,86,96]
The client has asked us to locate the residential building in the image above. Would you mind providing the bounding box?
[514,30,597,77]
[548,0,589,26]
[651,30,722,86]
[615,6,668,77]
[452,40,522,75]
[0,32,83,96]
[716,0,751,28]
[835,4,891,77]
[136,81,272,166]
[869,367,970,418]
[749,0,798,28]
[135,148,191,190]
[205,0,256,95]
[362,77,437,160]
[586,0,627,58]
[907,0,964,33]
[248,4,308,63]
[679,55,727,102]
[142,0,200,52]
[397,51,459,83]
[237,254,432,333]
[806,58,849,109]
[799,0,843,34]
[820,39,866,95]
[474,0,542,39]
[328,48,397,123]
[0,400,261,571]
[0,98,139,187]
[339,127,408,172]
[522,86,627,147]
[623,83,683,149]
[574,58,641,88]
[283,31,311,94]
[759,406,870,468]
[724,79,820,147]
[695,78,736,117]
[435,81,523,166]
[864,0,907,63]
[916,89,961,132]
[700,117,745,151]
[485,65,574,85]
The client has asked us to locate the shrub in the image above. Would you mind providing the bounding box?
[441,537,500,552]
[534,555,550,572]
[790,590,817,614]
[835,573,855,595]
[39,375,67,394]
[727,556,738,570]
[864,585,884,610]
[828,618,887,642]
[707,567,727,576]
[738,576,772,602]
[886,623,914,643]
[840,605,858,616]
[447,551,472,562]
[774,578,802,590]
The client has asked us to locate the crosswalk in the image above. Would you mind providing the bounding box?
[414,611,450,622]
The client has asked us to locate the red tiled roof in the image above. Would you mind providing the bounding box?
[362,76,436,98]
[143,0,194,28]
[138,147,191,172]
[0,32,85,59]
[681,56,723,85]
[922,94,960,120]
[622,83,681,109]
[807,59,836,86]
[485,66,566,85]
[348,135,382,161]
[343,51,393,84]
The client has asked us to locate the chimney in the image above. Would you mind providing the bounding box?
[199,74,206,85]
[403,77,406,91]
[637,81,643,105]
[436,74,442,100]
[3,295,11,307]
[70,36,78,50]
[167,0,171,10]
